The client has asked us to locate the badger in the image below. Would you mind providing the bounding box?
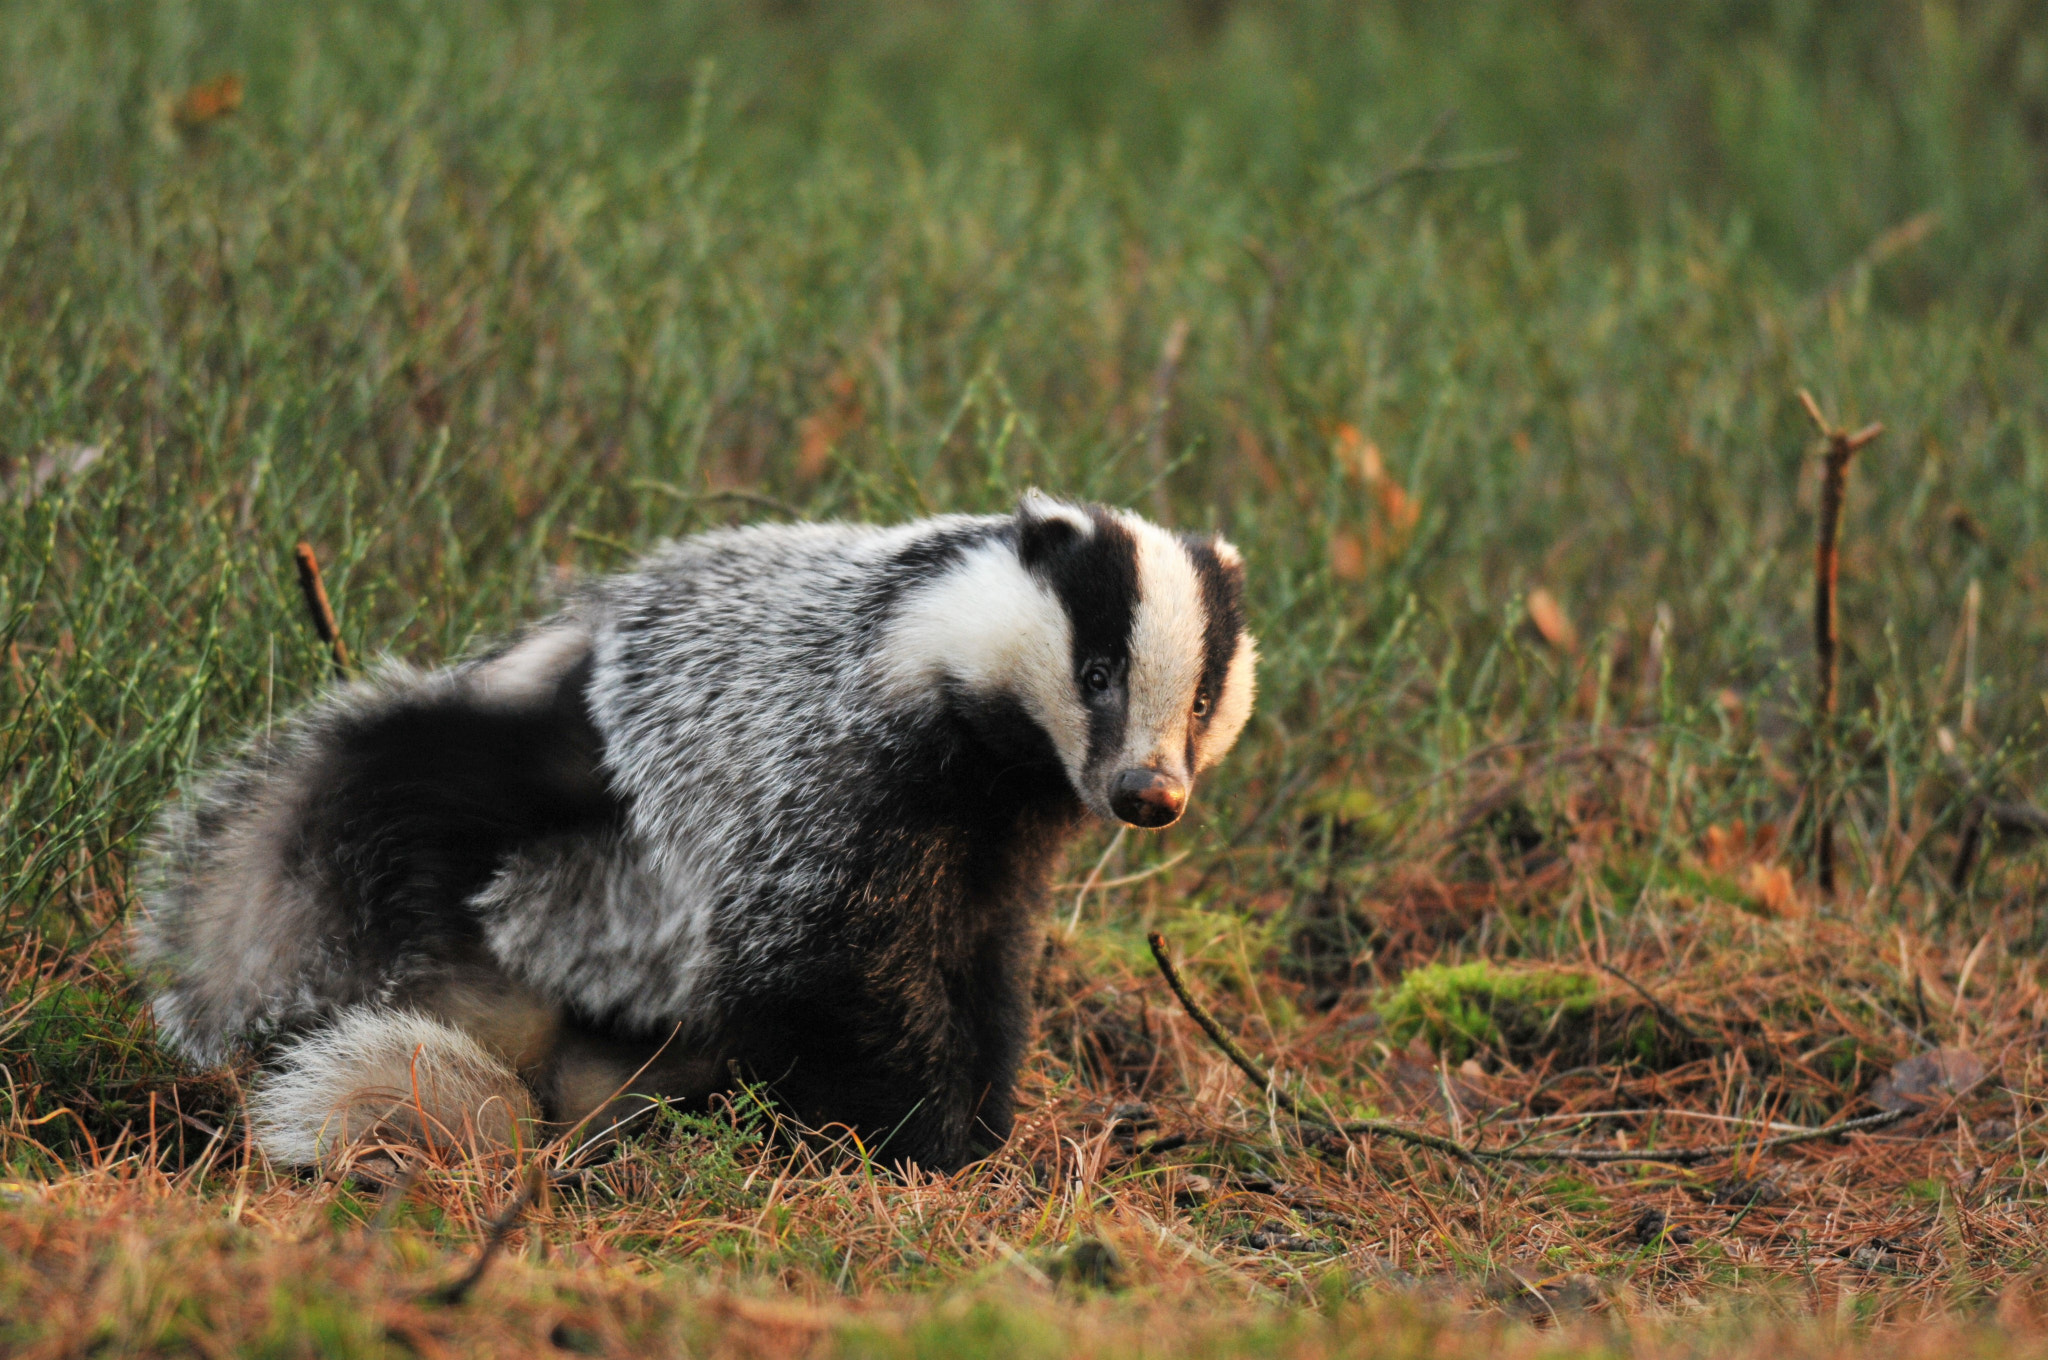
[133,492,1256,1172]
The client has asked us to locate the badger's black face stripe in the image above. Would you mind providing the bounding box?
[1013,508,1141,769]
[1182,534,1245,736]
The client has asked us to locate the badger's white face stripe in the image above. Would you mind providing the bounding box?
[1114,518,1210,780]
[1195,630,1257,770]
[877,541,1092,784]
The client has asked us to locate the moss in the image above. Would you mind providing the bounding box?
[1599,855,1754,912]
[1377,961,1603,1063]
[1375,961,1672,1067]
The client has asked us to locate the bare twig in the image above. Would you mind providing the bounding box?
[292,542,350,679]
[1335,110,1519,209]
[1145,932,1481,1165]
[1148,932,1910,1167]
[1797,390,1883,894]
[424,1164,542,1305]
[1595,960,1702,1045]
[1065,825,1129,936]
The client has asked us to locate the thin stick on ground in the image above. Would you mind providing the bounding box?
[1145,931,1483,1164]
[1797,389,1883,895]
[292,541,351,679]
[1595,960,1702,1044]
[425,1164,543,1306]
[1146,932,1909,1166]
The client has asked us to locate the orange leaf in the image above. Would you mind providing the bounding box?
[1701,821,1744,872]
[1741,862,1802,918]
[1233,420,1284,495]
[174,73,243,131]
[1375,479,1419,533]
[1525,588,1578,653]
[1328,532,1367,582]
[794,370,864,480]
[1333,424,1385,483]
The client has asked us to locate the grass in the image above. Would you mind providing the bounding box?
[5,0,2048,1354]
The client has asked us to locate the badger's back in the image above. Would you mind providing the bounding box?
[481,513,1076,1027]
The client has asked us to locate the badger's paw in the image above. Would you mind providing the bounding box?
[250,1007,538,1167]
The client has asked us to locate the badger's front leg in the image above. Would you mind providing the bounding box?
[727,918,1036,1172]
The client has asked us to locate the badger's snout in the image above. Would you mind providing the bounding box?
[1110,768,1187,828]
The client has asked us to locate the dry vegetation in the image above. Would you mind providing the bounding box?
[6,1,2048,1354]
[8,748,2048,1356]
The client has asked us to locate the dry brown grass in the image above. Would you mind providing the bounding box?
[7,752,2048,1357]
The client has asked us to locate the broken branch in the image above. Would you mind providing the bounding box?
[292,541,351,679]
[1797,390,1882,894]
[425,1164,542,1305]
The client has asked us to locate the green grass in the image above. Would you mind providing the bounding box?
[5,2,2048,1355]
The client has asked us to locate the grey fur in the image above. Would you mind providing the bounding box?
[134,498,1256,1168]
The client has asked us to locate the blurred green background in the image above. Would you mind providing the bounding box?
[4,0,2046,933]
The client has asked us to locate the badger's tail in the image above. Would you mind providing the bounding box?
[132,620,606,1065]
[250,1007,538,1166]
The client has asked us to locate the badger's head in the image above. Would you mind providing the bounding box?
[884,491,1256,828]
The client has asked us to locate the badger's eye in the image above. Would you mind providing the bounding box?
[1082,662,1113,694]
[1192,690,1212,720]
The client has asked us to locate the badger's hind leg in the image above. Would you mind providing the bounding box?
[250,1007,539,1168]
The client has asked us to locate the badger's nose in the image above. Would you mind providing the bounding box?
[1109,769,1188,828]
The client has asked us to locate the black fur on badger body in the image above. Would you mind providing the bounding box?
[135,493,1257,1171]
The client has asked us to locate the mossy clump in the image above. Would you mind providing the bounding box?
[2,972,236,1167]
[1377,961,1647,1065]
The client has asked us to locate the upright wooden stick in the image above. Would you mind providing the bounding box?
[1797,390,1883,894]
[293,541,351,679]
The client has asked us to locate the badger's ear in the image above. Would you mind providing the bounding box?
[1014,489,1091,569]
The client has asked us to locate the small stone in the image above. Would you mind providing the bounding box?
[1630,1208,1694,1246]
[1173,1172,1214,1206]
[1869,1048,1986,1113]
[1244,1222,1334,1253]
[1047,1237,1125,1290]
[1707,1176,1783,1207]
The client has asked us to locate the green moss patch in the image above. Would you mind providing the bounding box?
[1,970,236,1170]
[1376,961,1658,1067]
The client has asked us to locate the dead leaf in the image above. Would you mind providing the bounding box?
[795,369,862,480]
[1702,822,1742,871]
[1525,588,1578,653]
[1869,1048,1985,1113]
[173,73,243,132]
[1333,423,1384,482]
[1740,862,1800,917]
[1375,478,1419,534]
[1702,820,1779,872]
[1328,532,1367,581]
